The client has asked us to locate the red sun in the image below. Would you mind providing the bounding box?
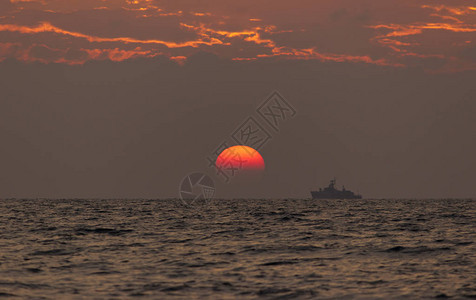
[216,145,265,172]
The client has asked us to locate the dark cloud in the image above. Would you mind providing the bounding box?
[28,44,63,61]
[0,0,13,11]
[0,0,475,69]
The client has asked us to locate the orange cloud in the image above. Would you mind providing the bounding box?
[422,5,476,16]
[256,47,402,67]
[371,23,476,39]
[181,23,276,48]
[0,22,224,48]
[0,42,168,65]
[82,47,159,62]
[181,23,398,66]
[170,55,187,65]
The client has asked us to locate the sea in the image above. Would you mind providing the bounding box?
[0,199,475,299]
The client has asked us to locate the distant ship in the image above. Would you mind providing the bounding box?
[311,178,362,199]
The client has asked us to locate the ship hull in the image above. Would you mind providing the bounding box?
[310,191,362,199]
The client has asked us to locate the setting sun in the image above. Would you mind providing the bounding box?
[216,145,265,171]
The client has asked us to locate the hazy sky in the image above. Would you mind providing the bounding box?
[0,0,475,199]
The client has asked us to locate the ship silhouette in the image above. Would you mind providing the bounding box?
[311,178,362,199]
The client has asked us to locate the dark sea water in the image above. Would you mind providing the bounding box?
[0,199,475,299]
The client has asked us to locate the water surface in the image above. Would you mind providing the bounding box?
[0,199,475,299]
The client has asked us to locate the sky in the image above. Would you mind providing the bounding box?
[0,0,475,199]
